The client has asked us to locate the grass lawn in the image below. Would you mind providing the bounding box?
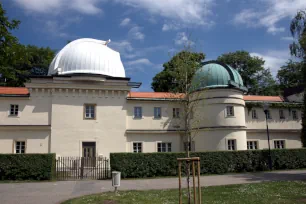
[62,181,306,204]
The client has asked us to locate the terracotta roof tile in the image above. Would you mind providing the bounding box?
[0,87,29,96]
[243,95,284,102]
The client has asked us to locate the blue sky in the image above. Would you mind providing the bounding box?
[3,0,304,91]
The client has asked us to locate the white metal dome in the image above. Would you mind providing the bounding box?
[48,38,126,77]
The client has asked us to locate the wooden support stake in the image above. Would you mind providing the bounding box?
[197,161,201,204]
[178,161,182,204]
[192,161,197,204]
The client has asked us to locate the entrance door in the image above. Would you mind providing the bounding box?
[82,142,96,167]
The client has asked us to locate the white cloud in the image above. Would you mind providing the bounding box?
[115,0,215,28]
[44,17,82,38]
[281,36,295,41]
[128,26,145,40]
[13,0,102,15]
[175,32,195,46]
[250,50,291,76]
[233,0,306,34]
[120,18,131,26]
[125,58,153,66]
[162,23,180,31]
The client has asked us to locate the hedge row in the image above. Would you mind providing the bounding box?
[0,154,56,180]
[110,149,306,178]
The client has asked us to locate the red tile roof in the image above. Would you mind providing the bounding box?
[128,92,284,102]
[0,87,29,96]
[243,95,284,102]
[128,92,184,99]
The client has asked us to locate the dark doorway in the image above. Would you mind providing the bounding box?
[82,142,96,167]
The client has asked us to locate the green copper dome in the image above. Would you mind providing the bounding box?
[191,61,247,92]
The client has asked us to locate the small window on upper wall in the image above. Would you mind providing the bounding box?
[274,140,285,149]
[154,107,161,119]
[133,142,142,153]
[227,139,236,150]
[251,109,257,119]
[84,104,96,119]
[173,108,180,118]
[226,106,234,117]
[266,110,272,119]
[279,109,285,119]
[15,141,26,154]
[10,104,19,116]
[292,110,298,120]
[247,141,258,150]
[134,107,142,118]
[157,142,172,152]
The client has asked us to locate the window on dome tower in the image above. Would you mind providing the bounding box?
[226,106,234,117]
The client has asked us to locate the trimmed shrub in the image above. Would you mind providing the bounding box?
[110,149,306,178]
[0,153,56,180]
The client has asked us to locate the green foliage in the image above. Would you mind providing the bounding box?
[0,3,56,87]
[151,51,205,92]
[290,10,306,147]
[277,60,303,91]
[0,154,56,180]
[217,51,279,96]
[110,149,306,178]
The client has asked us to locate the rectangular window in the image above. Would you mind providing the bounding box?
[279,109,285,119]
[292,110,298,120]
[154,107,161,119]
[227,139,236,150]
[274,140,285,149]
[15,141,25,154]
[226,106,234,117]
[247,141,258,150]
[173,108,180,118]
[133,142,142,153]
[157,142,172,152]
[10,104,19,116]
[266,110,272,119]
[251,109,257,119]
[84,104,96,119]
[134,107,142,118]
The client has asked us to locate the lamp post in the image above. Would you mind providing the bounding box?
[263,103,272,171]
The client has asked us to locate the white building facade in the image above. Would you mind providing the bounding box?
[0,38,303,158]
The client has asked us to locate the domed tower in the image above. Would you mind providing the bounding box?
[190,61,248,151]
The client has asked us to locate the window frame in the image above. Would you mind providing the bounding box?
[157,142,172,152]
[226,106,235,117]
[251,109,258,119]
[247,141,258,150]
[173,108,180,118]
[227,139,236,151]
[279,109,285,119]
[83,104,96,120]
[9,104,19,116]
[266,110,272,119]
[14,140,26,154]
[292,110,298,120]
[134,106,142,119]
[274,140,285,149]
[154,107,162,119]
[132,142,143,153]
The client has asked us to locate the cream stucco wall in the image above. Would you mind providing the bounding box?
[126,133,182,152]
[246,131,302,149]
[245,107,302,130]
[0,128,50,153]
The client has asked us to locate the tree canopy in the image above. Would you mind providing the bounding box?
[289,10,306,147]
[0,3,55,87]
[217,51,278,95]
[277,60,303,90]
[151,51,205,92]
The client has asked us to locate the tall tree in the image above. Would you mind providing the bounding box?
[290,10,306,147]
[277,60,303,90]
[151,51,205,92]
[217,51,278,95]
[0,3,55,86]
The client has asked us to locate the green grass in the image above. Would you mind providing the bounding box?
[62,181,306,204]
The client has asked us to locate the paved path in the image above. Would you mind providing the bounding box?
[0,170,305,204]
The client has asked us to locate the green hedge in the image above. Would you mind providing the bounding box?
[0,154,56,180]
[110,149,306,178]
